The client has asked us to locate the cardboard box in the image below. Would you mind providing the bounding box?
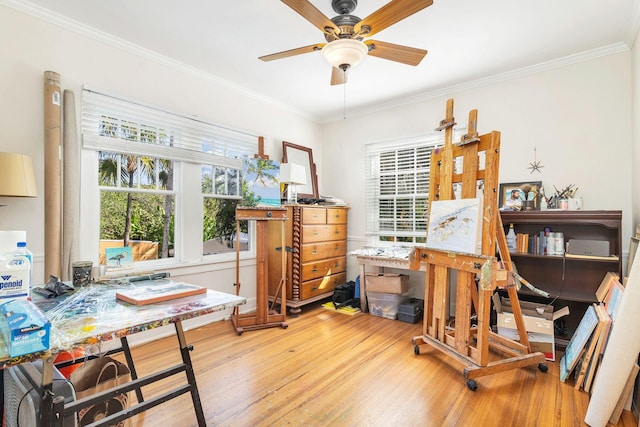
[0,299,50,357]
[365,273,409,294]
[494,295,568,361]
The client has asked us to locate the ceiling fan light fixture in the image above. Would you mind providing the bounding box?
[321,39,368,70]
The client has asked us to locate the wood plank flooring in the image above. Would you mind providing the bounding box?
[123,301,637,427]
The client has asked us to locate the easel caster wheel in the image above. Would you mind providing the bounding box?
[414,345,420,355]
[538,363,548,373]
[281,323,289,329]
[236,328,244,335]
[466,379,478,391]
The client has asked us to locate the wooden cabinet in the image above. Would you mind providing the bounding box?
[268,205,348,315]
[499,210,622,343]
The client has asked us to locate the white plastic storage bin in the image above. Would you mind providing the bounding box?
[367,291,409,320]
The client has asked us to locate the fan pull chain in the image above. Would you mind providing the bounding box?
[343,68,347,120]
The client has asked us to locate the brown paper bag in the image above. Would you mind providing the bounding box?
[69,356,132,427]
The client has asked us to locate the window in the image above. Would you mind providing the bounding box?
[365,130,464,247]
[81,88,257,266]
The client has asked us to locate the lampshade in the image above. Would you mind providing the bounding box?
[321,39,368,69]
[280,163,307,185]
[0,152,38,197]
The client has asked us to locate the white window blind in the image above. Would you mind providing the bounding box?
[82,87,256,169]
[365,130,464,246]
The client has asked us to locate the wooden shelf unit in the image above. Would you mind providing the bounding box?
[499,209,622,341]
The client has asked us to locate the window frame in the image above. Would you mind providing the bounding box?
[364,130,465,248]
[79,87,258,269]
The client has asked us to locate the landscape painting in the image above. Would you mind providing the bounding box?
[242,158,281,207]
[426,198,484,254]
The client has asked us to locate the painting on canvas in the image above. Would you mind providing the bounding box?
[242,158,281,207]
[105,246,133,268]
[426,198,483,254]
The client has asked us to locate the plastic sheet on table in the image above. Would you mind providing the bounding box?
[39,281,244,351]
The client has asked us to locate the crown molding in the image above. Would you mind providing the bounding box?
[3,0,634,126]
[626,0,640,48]
[0,0,314,122]
[321,42,631,123]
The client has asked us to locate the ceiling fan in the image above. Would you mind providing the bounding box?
[259,0,433,85]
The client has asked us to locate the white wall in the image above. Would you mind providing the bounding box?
[0,4,322,322]
[632,29,640,236]
[1,3,636,314]
[322,52,633,292]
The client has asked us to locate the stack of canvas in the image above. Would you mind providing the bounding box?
[559,272,623,394]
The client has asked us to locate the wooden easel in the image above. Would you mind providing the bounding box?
[410,99,547,390]
[231,138,289,334]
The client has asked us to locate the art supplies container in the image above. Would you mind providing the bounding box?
[0,298,50,356]
[72,261,93,287]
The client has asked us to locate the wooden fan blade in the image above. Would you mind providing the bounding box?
[259,43,325,62]
[281,0,339,35]
[330,67,348,85]
[365,40,427,66]
[355,0,433,38]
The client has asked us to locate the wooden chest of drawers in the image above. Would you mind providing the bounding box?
[268,205,348,315]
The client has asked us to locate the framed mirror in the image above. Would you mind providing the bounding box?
[282,141,319,199]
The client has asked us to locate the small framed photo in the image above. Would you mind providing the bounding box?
[499,181,542,211]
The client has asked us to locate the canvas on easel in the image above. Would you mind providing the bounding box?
[411,99,546,390]
[426,197,483,254]
[242,158,281,207]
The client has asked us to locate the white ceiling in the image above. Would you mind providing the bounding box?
[12,0,640,122]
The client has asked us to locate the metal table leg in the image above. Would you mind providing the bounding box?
[174,321,206,427]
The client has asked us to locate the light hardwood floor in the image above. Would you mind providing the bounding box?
[124,301,637,427]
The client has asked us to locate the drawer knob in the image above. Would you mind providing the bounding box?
[312,268,318,273]
[312,250,318,255]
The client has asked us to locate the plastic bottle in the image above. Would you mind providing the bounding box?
[14,242,32,292]
[546,232,556,256]
[0,252,30,300]
[506,223,517,251]
[554,232,565,256]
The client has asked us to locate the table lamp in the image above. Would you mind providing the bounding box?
[0,152,38,201]
[280,163,307,204]
[0,152,36,257]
